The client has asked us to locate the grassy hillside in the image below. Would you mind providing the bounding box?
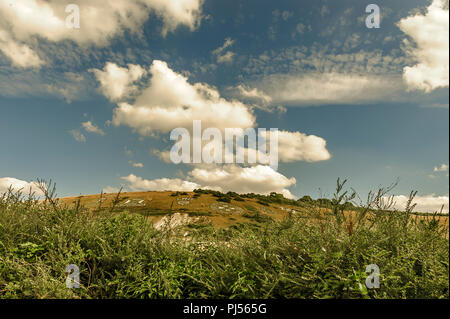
[58,189,322,229]
[0,182,448,299]
[58,188,449,229]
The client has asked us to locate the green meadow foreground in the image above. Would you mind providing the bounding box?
[0,182,448,299]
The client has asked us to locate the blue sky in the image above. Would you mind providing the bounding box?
[0,0,448,212]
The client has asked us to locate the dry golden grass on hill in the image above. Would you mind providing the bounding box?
[59,191,300,228]
[58,191,449,230]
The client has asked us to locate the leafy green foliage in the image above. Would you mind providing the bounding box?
[0,185,448,299]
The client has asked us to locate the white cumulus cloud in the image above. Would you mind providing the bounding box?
[90,63,146,102]
[391,194,449,214]
[121,174,200,192]
[0,0,204,67]
[0,177,43,195]
[102,186,121,193]
[120,164,297,199]
[82,121,105,135]
[0,30,44,68]
[111,60,256,135]
[189,165,297,199]
[278,131,331,163]
[434,163,449,172]
[91,59,331,165]
[398,0,449,92]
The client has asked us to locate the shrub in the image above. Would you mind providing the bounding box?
[217,196,231,203]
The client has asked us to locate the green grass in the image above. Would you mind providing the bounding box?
[0,186,448,299]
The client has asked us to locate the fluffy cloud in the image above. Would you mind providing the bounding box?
[102,186,121,193]
[148,0,204,36]
[0,177,43,195]
[278,131,331,163]
[121,174,200,192]
[110,60,256,135]
[238,44,445,105]
[434,163,449,172]
[190,165,297,199]
[151,128,331,165]
[391,194,449,214]
[121,164,297,199]
[82,121,105,135]
[0,0,204,67]
[92,59,331,165]
[90,63,146,102]
[398,0,449,92]
[0,30,44,68]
